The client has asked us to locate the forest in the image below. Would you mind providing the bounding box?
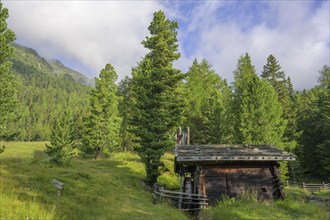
[1,3,329,186]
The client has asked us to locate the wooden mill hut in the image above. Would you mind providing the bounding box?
[174,144,295,205]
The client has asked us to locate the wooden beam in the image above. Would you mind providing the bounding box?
[177,155,295,162]
[187,127,190,145]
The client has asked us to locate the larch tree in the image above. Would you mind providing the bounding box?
[130,11,185,186]
[232,54,287,179]
[232,54,285,145]
[201,86,232,144]
[81,64,121,158]
[0,2,18,152]
[184,59,231,144]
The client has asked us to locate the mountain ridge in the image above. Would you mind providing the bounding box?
[11,42,94,86]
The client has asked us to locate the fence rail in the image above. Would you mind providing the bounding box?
[153,184,208,211]
[285,181,330,192]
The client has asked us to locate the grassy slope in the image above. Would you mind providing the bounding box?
[1,142,328,220]
[0,142,186,220]
[199,181,329,220]
[200,197,328,220]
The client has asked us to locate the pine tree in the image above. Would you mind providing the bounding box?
[45,109,76,164]
[0,2,17,152]
[81,64,121,158]
[130,11,185,186]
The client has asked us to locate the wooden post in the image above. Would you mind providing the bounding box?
[178,174,183,209]
[286,180,289,186]
[179,126,182,145]
[187,127,190,145]
[303,182,305,189]
[160,185,164,201]
[183,132,186,145]
[154,183,157,194]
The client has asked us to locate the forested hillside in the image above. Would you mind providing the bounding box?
[8,43,91,141]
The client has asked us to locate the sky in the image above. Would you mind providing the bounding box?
[3,0,330,90]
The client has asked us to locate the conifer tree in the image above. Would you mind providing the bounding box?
[201,86,232,144]
[130,11,185,186]
[261,55,286,95]
[232,54,286,145]
[316,66,330,177]
[45,109,76,164]
[232,53,287,179]
[185,59,231,144]
[261,55,300,151]
[297,66,330,179]
[81,64,121,158]
[0,2,17,152]
[118,76,136,151]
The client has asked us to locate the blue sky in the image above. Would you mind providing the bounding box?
[3,0,329,89]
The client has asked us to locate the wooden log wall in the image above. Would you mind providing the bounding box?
[199,164,281,205]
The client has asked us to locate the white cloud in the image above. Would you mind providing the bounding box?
[4,1,163,79]
[3,1,329,89]
[174,1,330,90]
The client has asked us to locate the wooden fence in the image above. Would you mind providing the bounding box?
[153,184,208,211]
[153,181,329,212]
[285,181,330,192]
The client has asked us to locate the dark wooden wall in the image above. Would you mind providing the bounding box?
[199,164,281,205]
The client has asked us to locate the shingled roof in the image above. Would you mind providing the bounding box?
[175,144,295,163]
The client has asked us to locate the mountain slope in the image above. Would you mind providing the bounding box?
[49,59,94,86]
[8,43,91,141]
[12,43,93,86]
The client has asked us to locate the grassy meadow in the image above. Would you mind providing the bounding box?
[0,142,186,220]
[200,187,329,220]
[1,142,329,220]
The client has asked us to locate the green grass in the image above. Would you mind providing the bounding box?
[199,187,329,220]
[314,188,330,198]
[1,142,329,220]
[0,142,186,219]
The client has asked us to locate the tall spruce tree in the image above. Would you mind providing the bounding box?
[81,64,121,158]
[130,11,185,186]
[261,55,300,151]
[0,2,17,152]
[232,54,287,179]
[45,109,76,164]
